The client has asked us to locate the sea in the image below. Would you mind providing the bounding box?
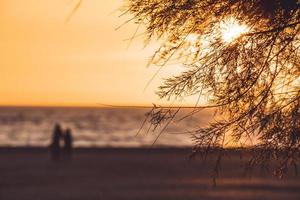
[0,106,212,148]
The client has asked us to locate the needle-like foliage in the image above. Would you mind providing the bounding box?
[124,0,300,180]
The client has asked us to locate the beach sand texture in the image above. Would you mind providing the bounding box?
[0,148,300,200]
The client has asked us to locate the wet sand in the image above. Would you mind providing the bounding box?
[0,148,300,200]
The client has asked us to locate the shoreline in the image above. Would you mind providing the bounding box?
[1,147,300,200]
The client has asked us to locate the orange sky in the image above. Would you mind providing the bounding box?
[0,0,199,107]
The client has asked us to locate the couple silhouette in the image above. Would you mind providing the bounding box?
[50,123,73,161]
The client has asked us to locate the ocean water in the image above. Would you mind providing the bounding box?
[0,107,212,147]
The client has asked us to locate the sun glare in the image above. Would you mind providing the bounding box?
[185,34,200,53]
[220,17,249,43]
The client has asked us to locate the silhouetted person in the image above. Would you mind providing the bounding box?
[50,123,63,161]
[63,128,73,160]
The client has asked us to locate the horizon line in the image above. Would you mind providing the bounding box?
[0,103,209,109]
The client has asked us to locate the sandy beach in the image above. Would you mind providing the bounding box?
[0,148,300,200]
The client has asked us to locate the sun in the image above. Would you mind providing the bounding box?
[220,17,249,43]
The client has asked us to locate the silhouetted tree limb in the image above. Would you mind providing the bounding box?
[124,0,300,180]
